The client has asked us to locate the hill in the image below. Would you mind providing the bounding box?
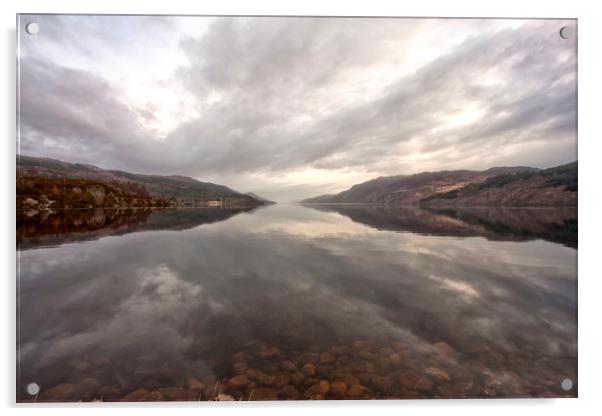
[421,162,577,207]
[302,166,542,205]
[17,155,268,209]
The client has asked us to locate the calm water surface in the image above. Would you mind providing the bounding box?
[17,204,577,401]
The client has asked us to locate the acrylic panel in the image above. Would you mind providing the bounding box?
[16,15,577,402]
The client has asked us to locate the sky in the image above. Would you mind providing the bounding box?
[17,15,577,202]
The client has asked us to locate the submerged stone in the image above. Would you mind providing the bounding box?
[425,366,450,381]
[305,377,319,386]
[39,383,76,402]
[413,376,434,391]
[304,382,328,399]
[281,360,298,372]
[257,373,276,386]
[187,377,204,391]
[274,374,290,388]
[227,375,250,389]
[371,375,393,393]
[73,377,102,401]
[389,353,402,366]
[278,384,300,400]
[202,374,217,386]
[331,345,350,355]
[379,356,392,371]
[121,388,150,402]
[320,352,335,364]
[433,341,455,357]
[319,380,330,393]
[186,389,202,401]
[352,340,372,349]
[346,384,369,398]
[246,368,261,380]
[380,347,395,356]
[343,374,360,387]
[301,363,316,376]
[213,393,235,401]
[144,390,165,401]
[289,371,305,385]
[158,387,186,401]
[98,385,121,401]
[259,346,280,358]
[263,362,280,374]
[251,387,278,400]
[203,383,225,399]
[232,351,246,362]
[299,352,320,364]
[233,361,249,375]
[399,372,420,389]
[330,381,348,396]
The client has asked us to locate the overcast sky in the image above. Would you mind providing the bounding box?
[18,16,577,201]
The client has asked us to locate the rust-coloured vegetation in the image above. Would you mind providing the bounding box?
[16,175,169,210]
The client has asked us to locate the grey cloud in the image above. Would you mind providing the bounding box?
[19,57,153,169]
[170,19,576,175]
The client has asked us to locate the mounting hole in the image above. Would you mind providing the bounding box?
[26,382,40,396]
[560,378,573,391]
[559,26,573,40]
[25,22,39,36]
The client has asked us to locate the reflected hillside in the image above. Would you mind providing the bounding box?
[17,207,260,251]
[305,204,577,249]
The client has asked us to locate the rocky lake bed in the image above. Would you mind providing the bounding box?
[23,336,576,402]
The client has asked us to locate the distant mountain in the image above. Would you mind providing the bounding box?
[17,155,269,208]
[421,162,577,207]
[302,166,541,205]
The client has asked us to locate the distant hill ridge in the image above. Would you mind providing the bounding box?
[17,155,269,204]
[421,162,577,207]
[302,162,576,207]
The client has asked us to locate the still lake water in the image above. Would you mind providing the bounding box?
[17,204,577,401]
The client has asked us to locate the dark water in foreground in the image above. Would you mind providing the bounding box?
[17,204,577,401]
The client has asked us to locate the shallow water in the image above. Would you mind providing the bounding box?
[16,204,577,401]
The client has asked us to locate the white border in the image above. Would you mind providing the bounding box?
[2,1,601,415]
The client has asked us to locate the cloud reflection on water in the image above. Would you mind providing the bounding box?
[17,204,576,400]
